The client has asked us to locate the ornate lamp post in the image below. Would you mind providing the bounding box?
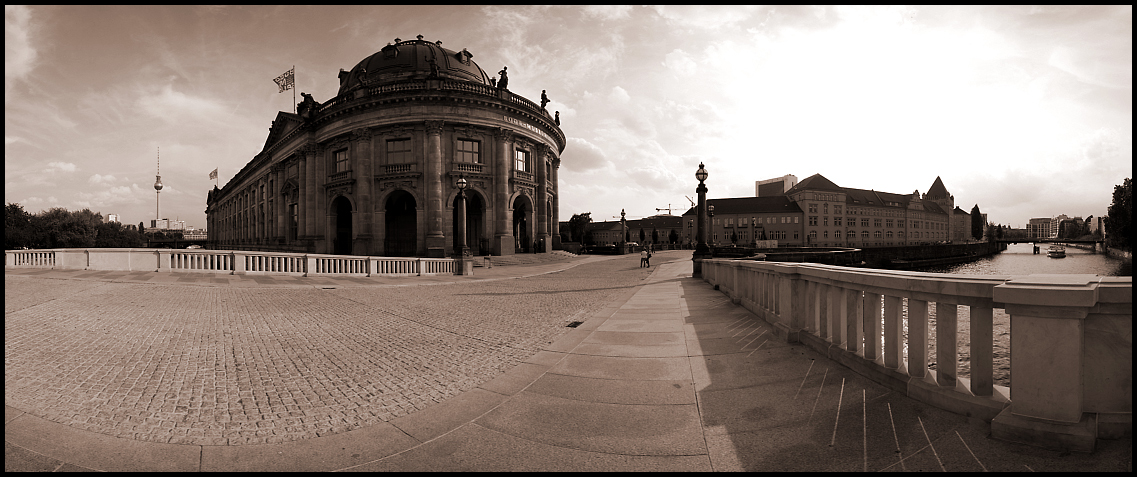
[454,175,475,275]
[620,208,627,254]
[455,175,469,257]
[693,162,710,277]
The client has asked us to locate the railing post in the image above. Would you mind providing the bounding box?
[157,249,172,272]
[232,251,246,275]
[907,299,929,379]
[935,302,958,387]
[991,275,1102,452]
[884,295,903,371]
[863,292,881,361]
[304,254,315,277]
[844,288,862,353]
[970,304,994,396]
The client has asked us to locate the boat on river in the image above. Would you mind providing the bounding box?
[1047,245,1066,258]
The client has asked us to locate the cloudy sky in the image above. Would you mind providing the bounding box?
[6,5,1131,229]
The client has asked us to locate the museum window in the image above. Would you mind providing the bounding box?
[875,231,882,239]
[861,231,869,239]
[809,203,817,213]
[835,230,841,239]
[823,217,828,226]
[834,216,842,227]
[456,139,481,163]
[334,149,349,173]
[515,149,531,172]
[886,219,894,228]
[823,203,828,214]
[387,139,412,163]
[861,218,869,228]
[874,218,882,228]
[808,216,817,226]
[834,205,842,215]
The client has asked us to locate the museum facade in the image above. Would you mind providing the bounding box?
[207,36,565,257]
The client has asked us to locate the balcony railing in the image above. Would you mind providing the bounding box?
[699,258,1131,452]
[453,162,484,174]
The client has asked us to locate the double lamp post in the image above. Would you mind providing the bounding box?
[693,162,711,278]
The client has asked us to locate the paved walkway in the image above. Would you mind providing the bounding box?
[5,253,1131,471]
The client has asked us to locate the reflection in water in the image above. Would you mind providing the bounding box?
[891,243,1129,387]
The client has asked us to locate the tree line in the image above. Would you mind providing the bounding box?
[4,203,182,250]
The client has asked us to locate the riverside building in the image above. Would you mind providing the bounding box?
[683,173,956,248]
[207,36,565,257]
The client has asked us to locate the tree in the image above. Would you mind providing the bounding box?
[668,229,678,244]
[1106,177,1131,250]
[970,204,984,241]
[566,213,591,243]
[5,203,33,249]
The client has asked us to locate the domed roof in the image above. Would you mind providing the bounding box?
[337,36,492,96]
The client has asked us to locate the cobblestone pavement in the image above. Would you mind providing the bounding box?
[5,253,669,446]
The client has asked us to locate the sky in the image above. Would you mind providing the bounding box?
[5,5,1132,230]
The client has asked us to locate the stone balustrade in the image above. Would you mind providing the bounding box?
[699,257,1131,452]
[6,249,463,277]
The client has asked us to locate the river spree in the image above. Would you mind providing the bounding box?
[918,242,1131,276]
[893,242,1129,388]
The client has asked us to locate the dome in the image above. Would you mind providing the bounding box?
[337,36,492,96]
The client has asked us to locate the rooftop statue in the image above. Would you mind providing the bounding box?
[540,90,550,109]
[498,66,508,89]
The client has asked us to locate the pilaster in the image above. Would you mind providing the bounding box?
[493,128,514,255]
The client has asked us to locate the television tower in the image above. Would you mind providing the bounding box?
[154,147,163,223]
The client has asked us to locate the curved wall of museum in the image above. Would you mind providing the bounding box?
[206,36,565,257]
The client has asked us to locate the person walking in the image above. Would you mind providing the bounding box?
[645,244,652,267]
[640,247,649,268]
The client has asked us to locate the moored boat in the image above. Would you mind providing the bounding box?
[1047,245,1066,258]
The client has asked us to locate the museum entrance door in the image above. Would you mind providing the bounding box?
[513,195,532,254]
[332,196,352,255]
[384,190,417,257]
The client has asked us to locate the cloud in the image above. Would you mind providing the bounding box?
[88,174,118,185]
[43,161,78,173]
[4,5,37,96]
[136,84,228,124]
[663,49,697,76]
[582,5,633,21]
[562,137,608,172]
[651,5,763,30]
[77,183,150,207]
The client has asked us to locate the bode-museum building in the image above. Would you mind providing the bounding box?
[206,36,565,257]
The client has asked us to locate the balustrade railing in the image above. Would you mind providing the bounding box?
[699,258,1131,451]
[453,162,484,174]
[384,163,415,174]
[6,249,464,277]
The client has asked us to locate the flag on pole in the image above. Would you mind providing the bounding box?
[274,67,295,93]
[208,168,218,180]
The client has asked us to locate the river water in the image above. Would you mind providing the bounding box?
[891,243,1130,388]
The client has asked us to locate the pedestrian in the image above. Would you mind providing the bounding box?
[646,245,652,267]
[640,247,648,268]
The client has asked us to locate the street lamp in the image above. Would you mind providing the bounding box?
[620,208,627,253]
[693,162,710,277]
[455,175,469,257]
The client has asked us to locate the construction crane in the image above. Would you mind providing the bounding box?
[685,196,696,207]
[655,204,676,215]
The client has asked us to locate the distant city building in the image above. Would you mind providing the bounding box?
[104,214,120,223]
[1049,214,1069,238]
[1027,218,1050,239]
[755,174,798,197]
[585,215,682,246]
[683,174,956,248]
[206,36,564,257]
[951,206,971,241]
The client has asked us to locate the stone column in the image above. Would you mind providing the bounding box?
[297,155,308,245]
[424,120,446,257]
[274,165,285,242]
[312,144,327,253]
[493,128,514,255]
[353,128,374,255]
[303,144,318,250]
[551,157,561,250]
[535,145,550,253]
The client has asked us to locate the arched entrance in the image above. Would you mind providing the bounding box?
[452,191,485,255]
[385,190,417,257]
[331,196,353,255]
[513,195,532,253]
